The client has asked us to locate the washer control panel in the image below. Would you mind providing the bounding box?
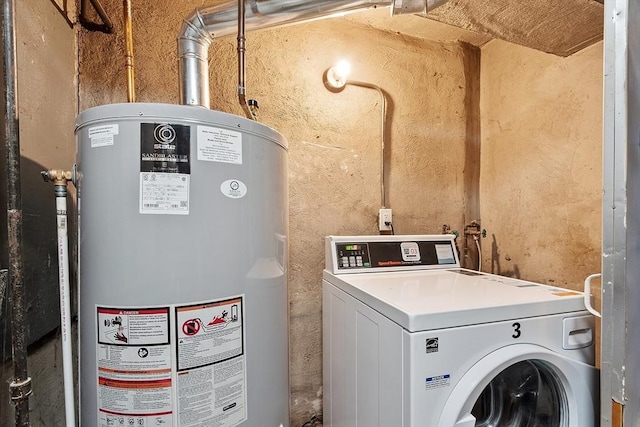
[326,235,460,274]
[336,243,371,269]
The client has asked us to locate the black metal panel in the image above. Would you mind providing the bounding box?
[0,154,71,360]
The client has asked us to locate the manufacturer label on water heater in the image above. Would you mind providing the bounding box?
[197,125,243,165]
[139,123,191,215]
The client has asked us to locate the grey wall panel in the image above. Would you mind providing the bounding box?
[602,0,640,424]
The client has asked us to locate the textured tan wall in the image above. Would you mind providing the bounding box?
[15,0,76,166]
[79,3,472,425]
[480,39,603,292]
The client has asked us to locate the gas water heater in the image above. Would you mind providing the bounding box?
[76,103,289,427]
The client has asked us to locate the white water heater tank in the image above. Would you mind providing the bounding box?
[75,103,289,427]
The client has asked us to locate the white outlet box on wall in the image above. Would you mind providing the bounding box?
[379,208,392,231]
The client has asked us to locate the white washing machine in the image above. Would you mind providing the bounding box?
[323,235,598,427]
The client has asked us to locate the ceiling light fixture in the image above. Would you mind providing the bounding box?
[323,60,351,92]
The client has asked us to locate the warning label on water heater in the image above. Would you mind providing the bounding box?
[96,306,173,427]
[95,297,247,427]
[139,123,191,215]
[175,296,247,427]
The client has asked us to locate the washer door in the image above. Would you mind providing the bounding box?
[438,344,598,427]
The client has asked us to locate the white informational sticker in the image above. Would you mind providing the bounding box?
[220,179,247,199]
[197,126,243,164]
[401,242,421,262]
[140,172,190,215]
[88,124,119,148]
[176,297,247,427]
[425,374,451,390]
[96,307,173,427]
[435,244,456,264]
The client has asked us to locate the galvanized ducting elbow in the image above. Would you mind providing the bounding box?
[179,9,215,108]
[178,0,450,109]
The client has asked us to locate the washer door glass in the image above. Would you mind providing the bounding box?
[471,359,569,427]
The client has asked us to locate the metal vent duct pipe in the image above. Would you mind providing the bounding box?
[178,0,450,108]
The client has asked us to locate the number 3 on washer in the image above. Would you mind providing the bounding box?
[512,322,521,339]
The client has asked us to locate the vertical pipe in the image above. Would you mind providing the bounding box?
[237,0,256,120]
[2,0,31,424]
[55,179,76,427]
[42,170,76,426]
[123,0,135,102]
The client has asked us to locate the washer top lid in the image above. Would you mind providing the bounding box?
[323,268,587,332]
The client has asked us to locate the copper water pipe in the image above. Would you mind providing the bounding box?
[124,0,135,102]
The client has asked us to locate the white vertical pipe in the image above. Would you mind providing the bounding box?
[56,193,76,427]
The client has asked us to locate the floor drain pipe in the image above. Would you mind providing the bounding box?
[41,169,77,427]
[3,0,32,423]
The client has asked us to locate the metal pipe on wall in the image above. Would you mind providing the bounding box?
[179,0,395,108]
[2,0,32,424]
[237,0,256,120]
[178,0,450,109]
[123,0,135,102]
[79,0,114,33]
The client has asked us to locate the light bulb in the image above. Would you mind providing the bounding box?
[324,60,351,92]
[333,60,351,81]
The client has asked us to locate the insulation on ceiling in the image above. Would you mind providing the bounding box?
[424,0,604,56]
